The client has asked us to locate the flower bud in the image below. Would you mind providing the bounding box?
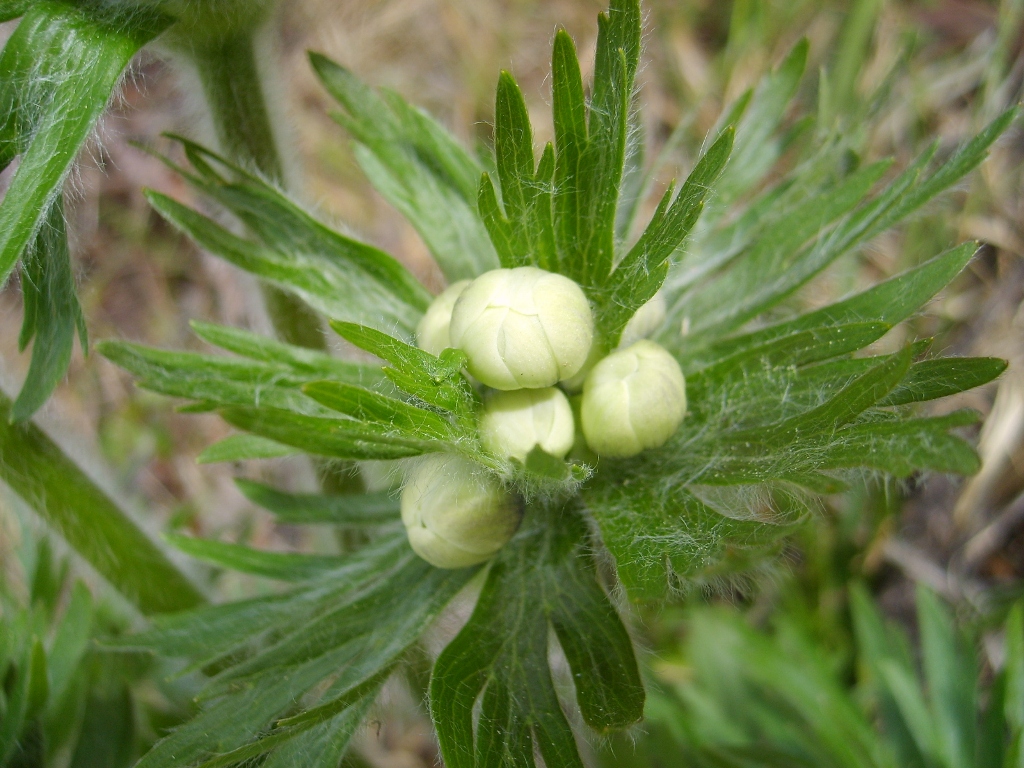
[581,340,686,458]
[416,280,471,356]
[619,292,666,348]
[479,387,575,462]
[401,454,521,568]
[449,267,594,390]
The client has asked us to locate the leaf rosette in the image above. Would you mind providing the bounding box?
[96,0,1015,765]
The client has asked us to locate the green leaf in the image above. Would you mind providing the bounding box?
[716,39,809,204]
[727,346,913,448]
[598,127,734,342]
[552,0,642,292]
[483,71,557,271]
[675,157,891,340]
[880,357,1006,406]
[303,380,465,447]
[667,105,1013,357]
[0,1,170,288]
[135,545,475,768]
[816,411,981,476]
[12,194,87,422]
[330,321,478,419]
[430,505,642,768]
[685,242,977,367]
[146,190,423,336]
[310,53,499,282]
[167,534,350,582]
[865,108,1018,241]
[190,321,375,382]
[220,406,437,460]
[159,135,432,314]
[97,340,335,415]
[551,28,587,280]
[0,390,205,615]
[197,434,300,463]
[235,478,399,525]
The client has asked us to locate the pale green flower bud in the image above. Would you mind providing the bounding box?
[401,454,521,569]
[416,280,471,356]
[581,340,686,458]
[619,292,666,348]
[479,387,575,462]
[449,267,594,390]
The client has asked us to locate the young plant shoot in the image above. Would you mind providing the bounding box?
[83,0,1015,764]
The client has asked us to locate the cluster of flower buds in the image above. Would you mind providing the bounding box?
[401,266,687,568]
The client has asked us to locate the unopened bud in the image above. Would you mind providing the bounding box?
[619,292,666,348]
[479,387,575,462]
[401,454,521,568]
[416,280,471,356]
[449,267,594,390]
[581,340,686,458]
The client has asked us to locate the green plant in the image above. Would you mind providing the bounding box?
[70,0,1018,764]
[1,0,1018,765]
[0,525,189,767]
[611,586,1024,768]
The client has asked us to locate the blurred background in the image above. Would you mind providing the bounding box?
[2,0,1024,766]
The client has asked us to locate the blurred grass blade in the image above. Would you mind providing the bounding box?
[13,194,87,422]
[826,0,884,121]
[917,586,976,768]
[0,391,204,615]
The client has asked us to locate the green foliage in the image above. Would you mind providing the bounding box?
[0,534,187,767]
[144,136,430,337]
[624,587,1024,768]
[0,390,205,616]
[111,532,476,768]
[431,505,643,768]
[310,52,498,283]
[0,0,170,420]
[79,0,1016,765]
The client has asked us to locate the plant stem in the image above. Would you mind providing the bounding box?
[0,390,206,615]
[188,31,326,351]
